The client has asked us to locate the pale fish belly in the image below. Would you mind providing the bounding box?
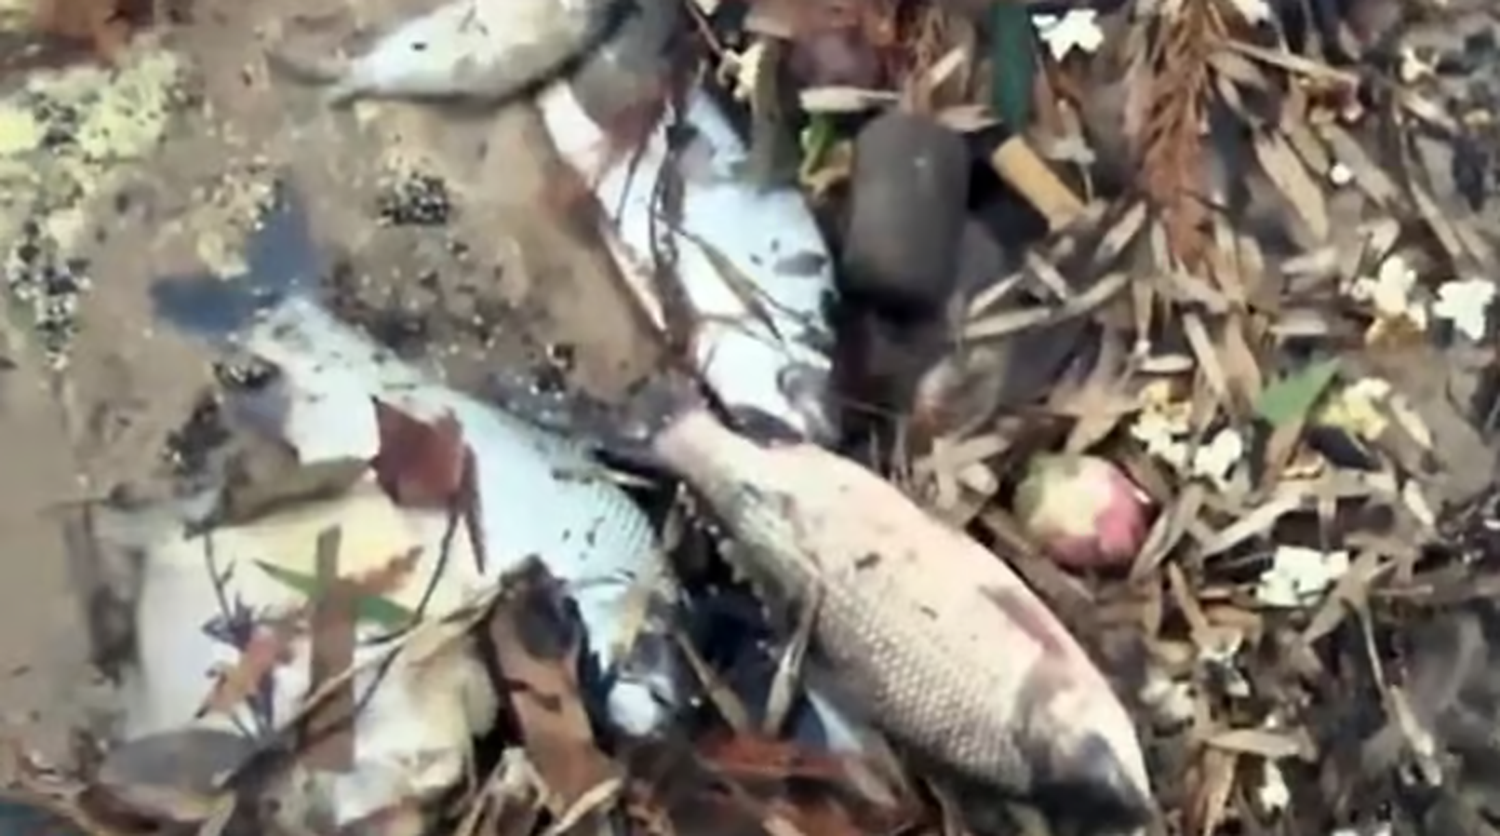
[235,297,683,735]
[651,410,1151,813]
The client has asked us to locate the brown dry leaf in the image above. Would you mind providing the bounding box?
[1182,312,1230,406]
[1198,488,1304,559]
[1282,120,1334,183]
[1253,130,1330,241]
[1319,123,1398,205]
[484,559,620,814]
[1092,200,1150,270]
[1226,39,1359,85]
[197,618,298,718]
[1206,727,1316,760]
[1217,316,1264,409]
[766,795,874,836]
[697,733,850,783]
[371,399,467,507]
[1302,548,1392,644]
[1134,0,1226,268]
[370,398,487,573]
[1184,747,1238,836]
[1130,482,1206,582]
[1051,333,1136,453]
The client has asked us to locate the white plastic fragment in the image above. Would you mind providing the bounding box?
[1257,760,1291,814]
[1256,546,1351,608]
[1346,254,1428,330]
[1328,162,1353,186]
[1190,428,1245,489]
[1228,0,1273,23]
[1031,10,1105,60]
[721,39,769,103]
[1432,277,1496,341]
[1138,668,1195,730]
[1129,406,1243,490]
[1129,410,1191,471]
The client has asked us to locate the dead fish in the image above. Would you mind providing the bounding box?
[487,374,1155,824]
[232,298,687,739]
[537,2,840,445]
[266,0,635,106]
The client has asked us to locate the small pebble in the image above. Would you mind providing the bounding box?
[376,173,452,226]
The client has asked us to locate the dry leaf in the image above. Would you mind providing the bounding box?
[484,559,620,815]
[1184,745,1238,836]
[371,399,467,507]
[370,398,487,573]
[1135,0,1224,268]
[697,734,850,783]
[197,619,297,718]
[1253,130,1329,241]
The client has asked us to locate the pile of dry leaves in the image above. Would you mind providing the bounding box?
[712,0,1500,833]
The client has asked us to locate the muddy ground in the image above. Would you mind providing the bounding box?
[0,0,662,761]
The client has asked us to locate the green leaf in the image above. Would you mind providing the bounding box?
[1254,358,1341,427]
[988,3,1038,130]
[799,113,837,168]
[255,561,415,630]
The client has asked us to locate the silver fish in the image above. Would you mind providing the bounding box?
[489,375,1154,823]
[267,0,629,106]
[537,1,841,444]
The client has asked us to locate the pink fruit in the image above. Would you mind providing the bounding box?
[1013,454,1150,570]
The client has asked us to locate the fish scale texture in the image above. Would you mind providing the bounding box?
[656,410,1148,797]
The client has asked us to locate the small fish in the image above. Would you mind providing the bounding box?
[488,372,1154,825]
[536,3,841,445]
[266,0,635,106]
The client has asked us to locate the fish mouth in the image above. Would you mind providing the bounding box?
[1029,730,1156,827]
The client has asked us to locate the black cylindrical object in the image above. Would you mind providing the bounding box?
[839,111,971,320]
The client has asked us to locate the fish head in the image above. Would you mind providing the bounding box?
[1015,668,1156,828]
